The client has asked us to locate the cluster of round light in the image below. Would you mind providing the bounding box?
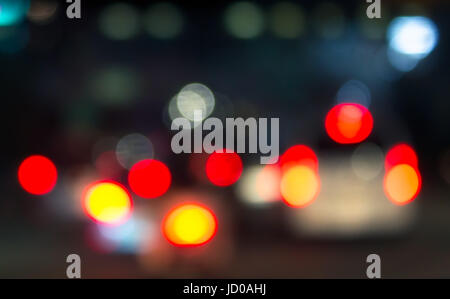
[279,145,320,208]
[17,153,218,247]
[16,96,421,250]
[238,101,421,209]
[383,144,422,205]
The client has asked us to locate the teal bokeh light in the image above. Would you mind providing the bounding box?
[0,0,30,26]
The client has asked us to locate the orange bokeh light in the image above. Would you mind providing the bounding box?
[280,165,320,208]
[278,145,320,208]
[83,180,133,225]
[384,164,421,205]
[325,103,373,144]
[162,203,217,247]
[385,143,418,171]
[18,155,57,195]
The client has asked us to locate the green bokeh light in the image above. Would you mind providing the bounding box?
[89,67,139,106]
[144,3,184,39]
[224,2,265,39]
[99,3,140,40]
[269,2,305,39]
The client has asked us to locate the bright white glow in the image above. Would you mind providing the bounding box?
[176,83,215,122]
[388,16,438,58]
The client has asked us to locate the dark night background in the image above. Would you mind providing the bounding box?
[1,0,450,278]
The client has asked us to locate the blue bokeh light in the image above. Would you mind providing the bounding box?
[387,46,420,72]
[97,216,156,254]
[0,0,30,26]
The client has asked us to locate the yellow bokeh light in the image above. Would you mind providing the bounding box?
[84,181,132,225]
[280,165,320,208]
[384,164,421,205]
[163,204,217,246]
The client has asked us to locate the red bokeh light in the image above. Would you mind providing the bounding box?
[383,144,421,205]
[385,143,418,171]
[325,103,373,144]
[206,150,243,186]
[279,145,318,172]
[277,145,320,208]
[18,155,57,195]
[128,159,172,198]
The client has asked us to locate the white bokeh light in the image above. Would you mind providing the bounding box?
[176,83,215,122]
[238,165,280,206]
[388,16,438,58]
[116,133,154,169]
[351,142,384,181]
